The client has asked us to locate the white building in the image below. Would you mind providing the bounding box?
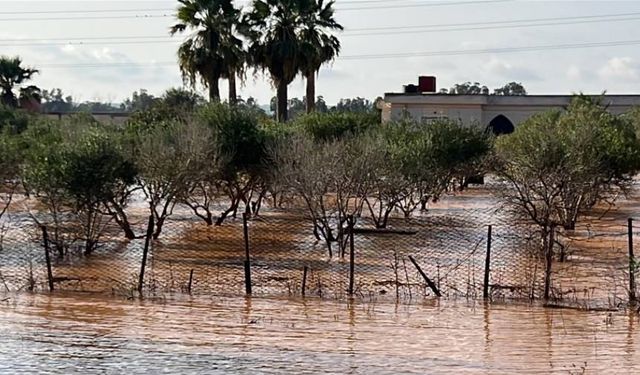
[382,77,640,134]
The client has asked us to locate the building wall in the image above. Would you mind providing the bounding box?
[383,94,640,127]
[42,112,130,125]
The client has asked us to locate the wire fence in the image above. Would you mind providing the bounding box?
[0,194,638,309]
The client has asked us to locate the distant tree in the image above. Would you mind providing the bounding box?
[288,97,306,119]
[121,89,159,112]
[0,56,38,108]
[444,81,527,95]
[448,82,489,95]
[42,88,74,113]
[315,95,329,113]
[332,97,374,113]
[75,101,121,113]
[236,96,268,118]
[494,82,527,96]
[162,87,205,110]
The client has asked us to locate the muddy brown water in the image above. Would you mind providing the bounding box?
[1,293,638,374]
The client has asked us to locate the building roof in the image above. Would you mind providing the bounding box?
[383,93,640,107]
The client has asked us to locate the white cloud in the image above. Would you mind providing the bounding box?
[598,57,639,80]
[482,56,541,81]
[567,65,581,80]
[60,44,75,53]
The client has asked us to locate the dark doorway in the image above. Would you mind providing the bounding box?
[487,114,515,135]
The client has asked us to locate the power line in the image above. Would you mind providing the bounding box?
[339,0,510,10]
[344,15,640,36]
[0,8,174,15]
[0,0,407,14]
[339,39,640,59]
[345,10,640,32]
[32,38,640,68]
[0,0,511,21]
[4,12,640,46]
[0,14,171,22]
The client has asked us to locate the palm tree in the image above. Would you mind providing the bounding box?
[170,0,244,103]
[0,56,38,108]
[242,0,305,122]
[299,0,342,113]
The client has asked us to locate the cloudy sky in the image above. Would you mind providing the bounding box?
[2,0,640,106]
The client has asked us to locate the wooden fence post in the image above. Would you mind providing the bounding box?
[243,212,252,295]
[348,216,355,296]
[483,225,492,299]
[41,226,54,292]
[138,215,154,295]
[628,218,637,304]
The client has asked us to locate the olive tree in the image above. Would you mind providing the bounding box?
[0,131,21,221]
[23,119,137,255]
[384,120,492,221]
[196,103,266,225]
[133,119,212,238]
[271,133,371,257]
[495,96,640,256]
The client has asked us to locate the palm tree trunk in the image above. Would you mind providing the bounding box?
[277,80,288,122]
[306,71,315,113]
[209,79,220,103]
[228,70,237,105]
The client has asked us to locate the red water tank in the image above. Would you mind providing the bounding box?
[418,76,436,93]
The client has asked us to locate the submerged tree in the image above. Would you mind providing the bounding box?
[494,96,640,259]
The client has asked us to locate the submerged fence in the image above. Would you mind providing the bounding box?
[0,202,638,308]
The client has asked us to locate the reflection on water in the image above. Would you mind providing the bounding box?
[0,293,638,374]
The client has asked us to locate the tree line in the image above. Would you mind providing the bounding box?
[2,94,639,261]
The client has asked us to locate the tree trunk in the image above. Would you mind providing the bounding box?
[277,80,288,123]
[153,217,165,240]
[305,71,315,113]
[228,70,237,105]
[209,79,220,103]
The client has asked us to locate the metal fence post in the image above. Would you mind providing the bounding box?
[301,265,308,297]
[187,269,194,294]
[543,225,555,301]
[628,218,637,304]
[348,215,355,296]
[483,225,492,299]
[243,212,252,295]
[138,215,154,295]
[41,226,54,292]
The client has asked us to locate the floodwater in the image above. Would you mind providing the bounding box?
[1,293,639,374]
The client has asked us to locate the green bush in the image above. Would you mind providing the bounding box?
[292,111,379,142]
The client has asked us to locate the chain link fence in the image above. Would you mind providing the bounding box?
[0,190,637,309]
